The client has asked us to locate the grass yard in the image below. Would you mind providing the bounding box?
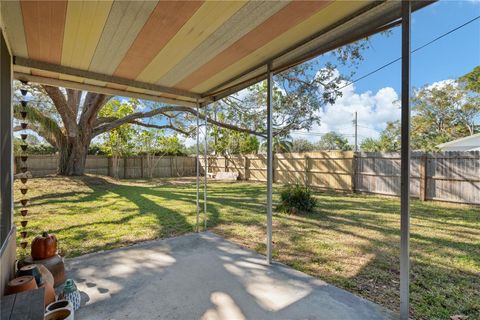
[15,175,479,320]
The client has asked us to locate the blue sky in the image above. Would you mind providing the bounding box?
[290,0,480,144]
[343,0,480,94]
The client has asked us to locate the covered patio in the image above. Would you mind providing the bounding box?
[67,232,395,320]
[0,1,435,319]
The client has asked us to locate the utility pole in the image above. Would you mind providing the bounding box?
[354,111,358,152]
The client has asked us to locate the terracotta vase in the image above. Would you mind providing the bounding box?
[24,255,65,287]
[37,264,54,288]
[39,281,56,306]
[18,264,43,286]
[6,276,37,295]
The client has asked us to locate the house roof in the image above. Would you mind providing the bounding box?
[437,133,480,149]
[1,0,432,107]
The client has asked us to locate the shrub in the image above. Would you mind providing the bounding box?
[278,184,317,214]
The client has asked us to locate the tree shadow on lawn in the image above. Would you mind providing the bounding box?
[270,195,479,319]
[43,176,269,256]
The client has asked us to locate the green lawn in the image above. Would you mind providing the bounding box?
[15,175,479,320]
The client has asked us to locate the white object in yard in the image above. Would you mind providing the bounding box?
[437,133,480,151]
[215,172,238,181]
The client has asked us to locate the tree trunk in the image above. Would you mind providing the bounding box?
[57,138,90,176]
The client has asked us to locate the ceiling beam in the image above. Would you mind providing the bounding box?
[14,72,197,107]
[13,56,201,100]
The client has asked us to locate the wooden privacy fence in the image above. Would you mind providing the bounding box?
[16,155,196,179]
[200,151,480,205]
[17,152,480,204]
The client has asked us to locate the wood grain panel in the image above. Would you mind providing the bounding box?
[136,1,246,83]
[174,1,331,90]
[89,1,158,75]
[113,1,203,80]
[1,1,28,57]
[61,0,113,69]
[193,1,368,93]
[156,1,289,88]
[21,0,67,63]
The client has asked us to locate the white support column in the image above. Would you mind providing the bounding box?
[196,102,200,232]
[204,104,208,231]
[266,63,273,264]
[400,1,411,319]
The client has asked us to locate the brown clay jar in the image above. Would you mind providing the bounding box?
[6,276,37,295]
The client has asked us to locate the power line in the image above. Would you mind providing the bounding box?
[337,15,480,91]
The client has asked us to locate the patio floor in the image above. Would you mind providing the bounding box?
[66,232,396,320]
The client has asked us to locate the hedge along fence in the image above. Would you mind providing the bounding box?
[15,155,196,179]
[200,151,480,205]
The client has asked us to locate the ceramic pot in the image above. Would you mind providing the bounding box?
[39,281,56,306]
[6,276,37,295]
[60,279,81,311]
[46,300,74,316]
[18,264,43,286]
[44,308,73,320]
[37,264,55,288]
[23,255,65,287]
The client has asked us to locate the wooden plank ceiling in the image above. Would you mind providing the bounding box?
[0,0,431,106]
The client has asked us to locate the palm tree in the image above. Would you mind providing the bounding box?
[259,135,293,153]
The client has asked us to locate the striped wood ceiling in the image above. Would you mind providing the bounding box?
[0,1,432,106]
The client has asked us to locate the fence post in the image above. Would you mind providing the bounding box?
[244,155,248,181]
[304,154,310,187]
[352,152,357,193]
[419,155,427,201]
[123,157,128,179]
[140,156,144,178]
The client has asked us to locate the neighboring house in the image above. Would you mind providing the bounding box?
[437,133,480,151]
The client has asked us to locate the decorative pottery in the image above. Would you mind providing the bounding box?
[20,198,29,206]
[20,209,28,216]
[6,276,37,295]
[23,255,65,287]
[21,220,28,227]
[37,264,55,288]
[21,122,28,130]
[44,308,73,320]
[20,231,28,238]
[21,177,28,184]
[31,232,57,260]
[60,279,81,311]
[46,300,74,317]
[39,281,56,306]
[20,241,28,249]
[18,264,43,286]
[21,155,28,162]
[20,111,27,119]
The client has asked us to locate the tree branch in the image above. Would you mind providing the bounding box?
[130,121,194,136]
[93,105,264,137]
[42,85,77,136]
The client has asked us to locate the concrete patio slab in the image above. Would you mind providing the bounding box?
[66,232,397,320]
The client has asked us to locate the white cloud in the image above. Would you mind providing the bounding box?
[292,82,401,145]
